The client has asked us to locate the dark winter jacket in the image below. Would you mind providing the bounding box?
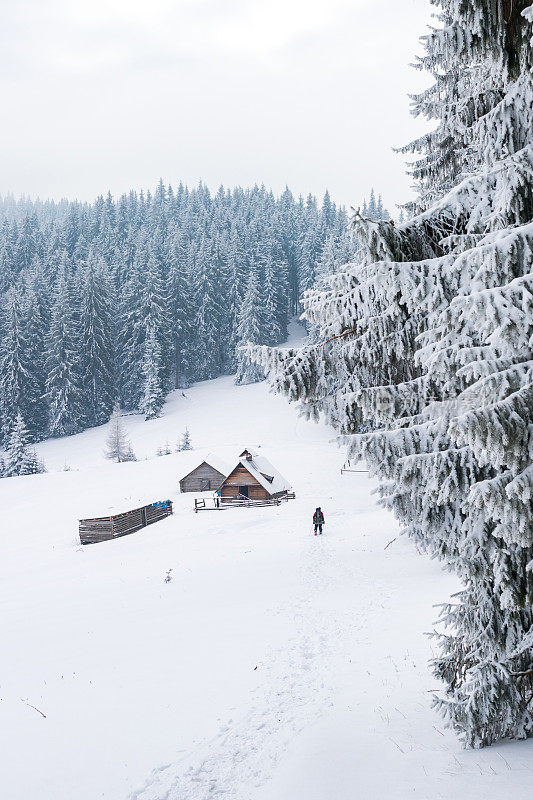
[313,510,324,524]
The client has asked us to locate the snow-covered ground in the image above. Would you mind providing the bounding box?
[2,348,533,798]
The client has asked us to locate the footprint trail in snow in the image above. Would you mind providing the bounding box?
[129,536,363,800]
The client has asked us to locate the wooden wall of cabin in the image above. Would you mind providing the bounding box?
[219,465,271,500]
[180,464,226,492]
[222,465,260,486]
[249,485,270,500]
[220,484,270,500]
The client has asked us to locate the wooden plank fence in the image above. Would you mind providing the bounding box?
[194,492,295,512]
[79,500,173,545]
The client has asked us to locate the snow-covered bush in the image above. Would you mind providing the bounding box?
[250,1,533,747]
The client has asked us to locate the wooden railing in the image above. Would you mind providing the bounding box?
[194,492,295,512]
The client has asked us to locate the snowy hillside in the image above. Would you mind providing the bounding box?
[2,370,532,799]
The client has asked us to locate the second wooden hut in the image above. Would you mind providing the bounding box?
[179,456,229,493]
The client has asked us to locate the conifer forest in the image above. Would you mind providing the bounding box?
[0,185,390,447]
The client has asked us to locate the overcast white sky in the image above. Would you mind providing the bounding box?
[1,0,434,213]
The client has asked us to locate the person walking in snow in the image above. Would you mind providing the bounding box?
[313,507,325,535]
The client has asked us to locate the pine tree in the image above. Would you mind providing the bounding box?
[249,1,533,748]
[45,266,84,437]
[140,248,172,391]
[320,189,335,230]
[104,402,135,462]
[178,428,192,451]
[168,232,192,388]
[3,412,45,477]
[15,214,42,271]
[192,236,221,381]
[362,189,391,222]
[262,253,282,346]
[0,289,37,442]
[117,259,144,410]
[315,234,338,283]
[222,231,245,371]
[0,241,15,293]
[235,268,264,385]
[367,189,377,219]
[140,327,165,420]
[278,186,300,313]
[22,285,48,438]
[80,254,115,426]
[297,226,319,300]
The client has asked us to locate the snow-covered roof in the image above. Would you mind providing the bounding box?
[235,452,291,495]
[180,454,230,482]
[239,447,259,459]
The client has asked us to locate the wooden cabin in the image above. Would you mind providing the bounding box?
[179,457,229,493]
[218,448,291,501]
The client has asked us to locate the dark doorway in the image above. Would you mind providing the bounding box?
[239,486,249,498]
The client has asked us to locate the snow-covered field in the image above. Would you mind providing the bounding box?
[2,363,533,798]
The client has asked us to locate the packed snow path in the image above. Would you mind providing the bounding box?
[2,374,533,799]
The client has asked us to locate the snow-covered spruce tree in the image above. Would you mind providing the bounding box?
[395,7,493,217]
[168,232,192,388]
[220,232,245,372]
[140,249,172,392]
[117,242,172,412]
[192,236,222,381]
[3,412,45,477]
[104,402,135,462]
[140,327,165,420]
[117,258,144,410]
[314,234,338,285]
[45,265,84,437]
[235,267,265,385]
[297,197,321,302]
[0,240,15,294]
[22,283,49,438]
[261,252,282,346]
[0,289,42,442]
[250,2,533,747]
[80,254,115,426]
[178,428,193,451]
